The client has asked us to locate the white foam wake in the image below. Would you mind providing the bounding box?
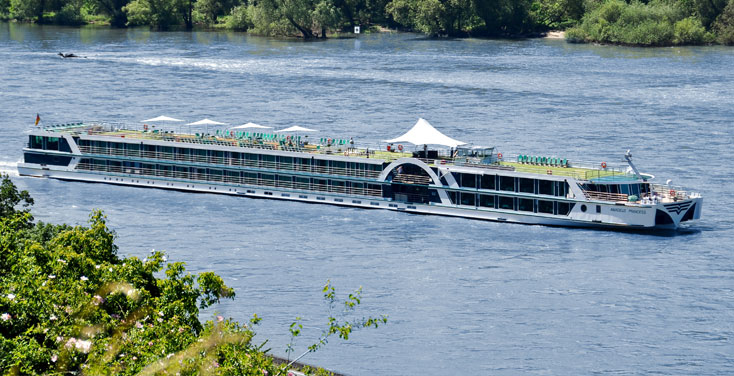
[0,160,19,177]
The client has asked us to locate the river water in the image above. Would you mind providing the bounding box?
[1,22,733,375]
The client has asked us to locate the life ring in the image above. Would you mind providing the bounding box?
[546,169,553,175]
[497,152,503,159]
[669,189,676,197]
[398,144,404,151]
[601,162,607,169]
[143,124,148,131]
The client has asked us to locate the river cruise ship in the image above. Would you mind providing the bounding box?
[18,118,702,230]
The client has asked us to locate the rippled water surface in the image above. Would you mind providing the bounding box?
[2,23,733,375]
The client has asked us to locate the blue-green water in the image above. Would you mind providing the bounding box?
[1,23,733,375]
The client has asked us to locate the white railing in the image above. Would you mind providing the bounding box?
[78,145,382,180]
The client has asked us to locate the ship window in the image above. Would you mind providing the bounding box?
[460,192,476,206]
[498,196,514,210]
[557,202,572,215]
[480,174,495,190]
[596,205,601,213]
[518,198,534,212]
[518,178,534,193]
[609,184,619,194]
[499,176,514,191]
[46,137,59,151]
[479,194,495,208]
[460,173,476,188]
[262,154,276,163]
[313,179,327,191]
[295,177,310,190]
[30,136,43,149]
[620,184,629,195]
[59,138,72,153]
[630,184,640,197]
[261,174,275,186]
[23,153,72,166]
[538,180,553,195]
[555,181,568,197]
[277,175,292,188]
[537,200,554,214]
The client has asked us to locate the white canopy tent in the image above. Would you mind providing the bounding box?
[140,116,183,123]
[383,118,466,148]
[186,118,227,126]
[186,118,228,135]
[275,125,317,133]
[230,122,273,130]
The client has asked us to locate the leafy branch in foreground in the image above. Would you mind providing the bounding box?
[282,280,388,373]
[0,174,387,375]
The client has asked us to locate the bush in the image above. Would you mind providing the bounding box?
[226,4,251,31]
[564,0,713,45]
[55,0,85,26]
[673,17,711,44]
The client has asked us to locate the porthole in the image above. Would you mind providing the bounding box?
[580,204,587,212]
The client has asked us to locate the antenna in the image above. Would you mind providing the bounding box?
[624,150,645,181]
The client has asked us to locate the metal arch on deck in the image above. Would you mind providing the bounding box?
[378,157,452,205]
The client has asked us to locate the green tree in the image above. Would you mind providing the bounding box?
[713,0,734,43]
[90,0,130,27]
[124,0,179,28]
[10,0,46,22]
[0,174,34,223]
[248,0,343,38]
[0,175,386,375]
[471,0,533,35]
[694,0,727,28]
[195,0,237,24]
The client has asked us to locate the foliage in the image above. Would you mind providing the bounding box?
[9,0,44,22]
[565,0,714,46]
[0,176,385,375]
[713,0,734,44]
[195,0,236,24]
[285,280,388,367]
[530,0,583,29]
[55,0,86,25]
[89,0,130,27]
[0,174,34,224]
[224,4,251,30]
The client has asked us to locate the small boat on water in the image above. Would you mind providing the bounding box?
[18,118,702,230]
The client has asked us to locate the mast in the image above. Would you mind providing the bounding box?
[624,150,645,181]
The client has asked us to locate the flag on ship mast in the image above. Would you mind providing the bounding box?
[35,114,40,126]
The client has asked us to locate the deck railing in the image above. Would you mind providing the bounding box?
[582,190,629,202]
[78,145,382,180]
[75,163,383,198]
[650,184,691,201]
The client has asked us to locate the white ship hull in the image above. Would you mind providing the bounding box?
[18,163,701,230]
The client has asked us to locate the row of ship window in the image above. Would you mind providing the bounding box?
[448,172,569,197]
[78,159,382,196]
[71,138,383,173]
[29,136,72,152]
[446,191,575,215]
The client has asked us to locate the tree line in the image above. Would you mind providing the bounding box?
[0,0,732,44]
